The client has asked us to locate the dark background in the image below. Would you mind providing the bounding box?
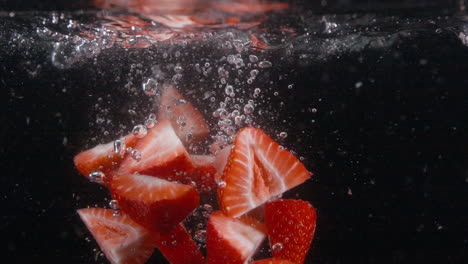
[1,1,467,263]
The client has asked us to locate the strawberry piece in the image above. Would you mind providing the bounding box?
[74,134,138,184]
[157,223,205,264]
[118,120,193,178]
[218,127,312,217]
[212,145,232,179]
[206,211,266,264]
[110,171,199,235]
[158,86,209,144]
[77,208,156,264]
[265,200,317,264]
[252,258,297,264]
[187,155,218,194]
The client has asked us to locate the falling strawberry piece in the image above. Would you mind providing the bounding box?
[187,155,219,194]
[265,200,317,264]
[77,208,156,264]
[109,171,199,235]
[118,120,194,178]
[252,258,297,264]
[156,223,205,264]
[206,211,266,264]
[158,86,209,144]
[218,127,312,217]
[74,134,138,184]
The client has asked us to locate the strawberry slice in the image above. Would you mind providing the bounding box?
[206,211,266,264]
[218,127,312,217]
[74,134,138,184]
[187,155,218,194]
[77,208,156,264]
[118,120,193,178]
[265,200,317,264]
[158,86,209,144]
[109,171,199,235]
[252,258,297,264]
[157,223,205,264]
[212,145,232,178]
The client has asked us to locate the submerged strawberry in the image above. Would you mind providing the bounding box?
[110,171,199,235]
[218,127,312,217]
[77,208,156,264]
[158,86,209,144]
[206,211,266,264]
[157,223,205,264]
[265,200,317,264]
[187,155,218,194]
[118,120,194,178]
[74,134,138,184]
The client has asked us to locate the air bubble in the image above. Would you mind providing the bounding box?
[89,171,105,184]
[225,85,234,95]
[109,200,120,210]
[243,104,254,114]
[279,132,288,139]
[250,69,259,77]
[272,242,284,252]
[131,149,142,161]
[113,139,126,156]
[174,65,183,73]
[258,61,272,68]
[142,78,159,96]
[132,125,148,138]
[112,210,121,218]
[249,55,259,63]
[194,230,207,243]
[145,119,157,128]
[218,181,226,188]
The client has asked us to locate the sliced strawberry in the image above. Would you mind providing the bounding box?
[110,171,199,235]
[252,258,297,264]
[157,223,205,264]
[118,120,193,179]
[206,211,266,264]
[265,200,317,264]
[74,134,138,184]
[158,85,209,144]
[77,208,156,264]
[218,127,312,217]
[212,145,232,179]
[187,155,218,194]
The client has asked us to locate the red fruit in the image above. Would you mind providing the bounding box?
[218,127,312,217]
[158,86,209,144]
[157,223,205,264]
[206,211,266,264]
[212,145,232,179]
[109,171,199,235]
[252,258,297,264]
[265,200,317,264]
[118,120,193,178]
[77,208,156,264]
[187,155,218,193]
[74,134,138,184]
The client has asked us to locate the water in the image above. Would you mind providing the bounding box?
[1,1,467,263]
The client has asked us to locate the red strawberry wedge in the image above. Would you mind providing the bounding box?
[77,208,156,264]
[218,127,312,217]
[265,200,317,264]
[158,85,209,144]
[157,223,205,264]
[110,171,199,235]
[252,258,297,264]
[118,120,193,179]
[206,211,266,264]
[74,134,138,184]
[188,155,219,194]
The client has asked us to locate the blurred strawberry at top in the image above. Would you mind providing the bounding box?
[93,0,212,14]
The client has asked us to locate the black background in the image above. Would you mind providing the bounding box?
[1,1,467,263]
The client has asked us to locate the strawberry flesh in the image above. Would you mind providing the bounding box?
[252,258,297,264]
[77,208,156,264]
[158,86,209,144]
[265,199,317,264]
[219,127,312,217]
[157,223,205,264]
[110,171,199,235]
[118,120,194,179]
[206,211,266,264]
